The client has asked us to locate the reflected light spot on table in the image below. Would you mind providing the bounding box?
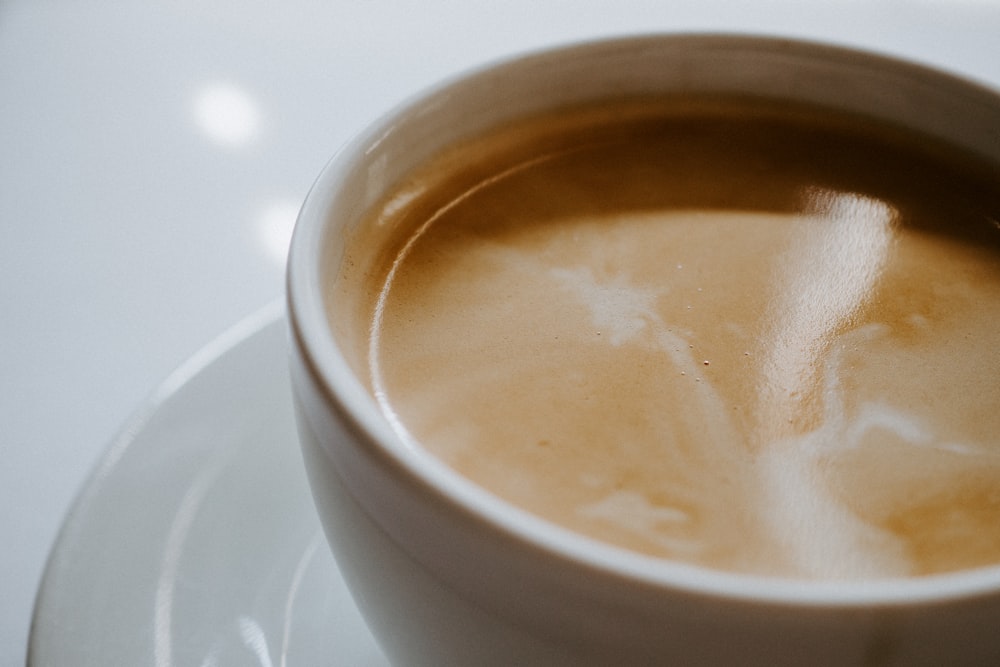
[193,83,260,147]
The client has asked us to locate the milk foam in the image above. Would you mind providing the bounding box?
[368,198,1000,578]
[357,104,1000,579]
[542,203,922,578]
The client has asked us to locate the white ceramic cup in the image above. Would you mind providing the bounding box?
[287,34,1000,666]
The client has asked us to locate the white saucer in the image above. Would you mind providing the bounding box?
[29,302,388,666]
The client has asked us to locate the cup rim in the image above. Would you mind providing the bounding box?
[287,32,1000,608]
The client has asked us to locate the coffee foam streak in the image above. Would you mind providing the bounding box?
[548,267,658,348]
[549,262,741,453]
[752,193,911,577]
[757,326,911,577]
[755,189,897,444]
[578,490,703,556]
[551,257,752,563]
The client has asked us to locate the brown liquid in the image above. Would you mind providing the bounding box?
[335,99,1000,580]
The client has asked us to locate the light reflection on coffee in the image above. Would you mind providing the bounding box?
[343,98,1000,580]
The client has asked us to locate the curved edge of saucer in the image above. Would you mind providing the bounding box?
[27,299,286,664]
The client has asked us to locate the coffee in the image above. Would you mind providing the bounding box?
[331,97,1000,580]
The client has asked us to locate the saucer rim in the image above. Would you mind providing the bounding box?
[27,300,388,666]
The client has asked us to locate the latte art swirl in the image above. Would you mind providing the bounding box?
[340,99,1000,579]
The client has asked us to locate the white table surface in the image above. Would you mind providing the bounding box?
[3,1,999,664]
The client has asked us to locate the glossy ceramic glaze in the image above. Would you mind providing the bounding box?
[287,35,1000,666]
[29,305,388,666]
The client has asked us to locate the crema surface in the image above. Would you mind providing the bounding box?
[346,100,1000,579]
